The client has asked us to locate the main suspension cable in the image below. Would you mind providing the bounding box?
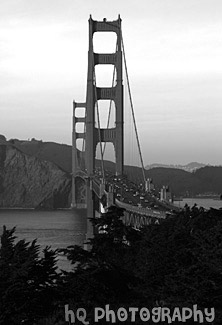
[121,31,146,183]
[93,20,146,184]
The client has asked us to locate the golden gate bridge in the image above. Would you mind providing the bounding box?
[71,16,174,245]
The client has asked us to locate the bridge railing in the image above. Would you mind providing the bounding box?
[115,199,166,219]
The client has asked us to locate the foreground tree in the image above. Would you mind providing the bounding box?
[56,206,142,323]
[0,226,59,325]
[1,205,222,324]
[58,205,222,324]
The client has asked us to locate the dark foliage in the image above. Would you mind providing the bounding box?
[57,206,142,323]
[1,205,222,324]
[0,226,59,325]
[57,205,222,324]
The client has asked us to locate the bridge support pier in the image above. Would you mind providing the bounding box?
[84,179,95,250]
[106,186,114,208]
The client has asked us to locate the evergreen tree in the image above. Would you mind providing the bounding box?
[59,205,222,324]
[1,204,222,324]
[0,226,59,325]
[57,206,143,323]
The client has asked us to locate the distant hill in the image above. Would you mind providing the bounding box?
[145,162,207,173]
[194,166,222,195]
[125,165,222,197]
[124,166,200,196]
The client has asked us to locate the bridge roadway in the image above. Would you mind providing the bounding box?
[91,177,167,221]
[115,199,166,219]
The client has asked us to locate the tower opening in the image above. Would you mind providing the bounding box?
[95,99,116,129]
[96,142,115,164]
[75,122,85,133]
[93,32,117,53]
[76,138,85,152]
[75,107,85,118]
[94,64,117,87]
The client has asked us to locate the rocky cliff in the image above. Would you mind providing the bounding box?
[0,136,71,209]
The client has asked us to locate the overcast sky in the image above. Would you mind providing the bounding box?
[0,0,222,166]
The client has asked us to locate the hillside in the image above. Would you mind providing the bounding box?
[194,166,222,194]
[9,138,72,173]
[126,165,222,196]
[124,166,198,196]
[0,136,71,208]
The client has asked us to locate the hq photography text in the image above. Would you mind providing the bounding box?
[64,304,215,324]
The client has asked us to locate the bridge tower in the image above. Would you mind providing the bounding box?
[85,15,123,177]
[72,16,124,244]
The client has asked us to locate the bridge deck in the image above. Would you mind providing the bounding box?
[115,199,166,219]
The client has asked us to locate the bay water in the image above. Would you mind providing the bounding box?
[1,199,221,269]
[0,208,87,271]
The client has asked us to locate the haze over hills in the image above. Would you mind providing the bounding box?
[9,138,212,174]
[145,162,208,173]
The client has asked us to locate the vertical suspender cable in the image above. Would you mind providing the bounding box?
[80,119,86,170]
[92,53,106,181]
[102,40,118,158]
[94,78,106,181]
